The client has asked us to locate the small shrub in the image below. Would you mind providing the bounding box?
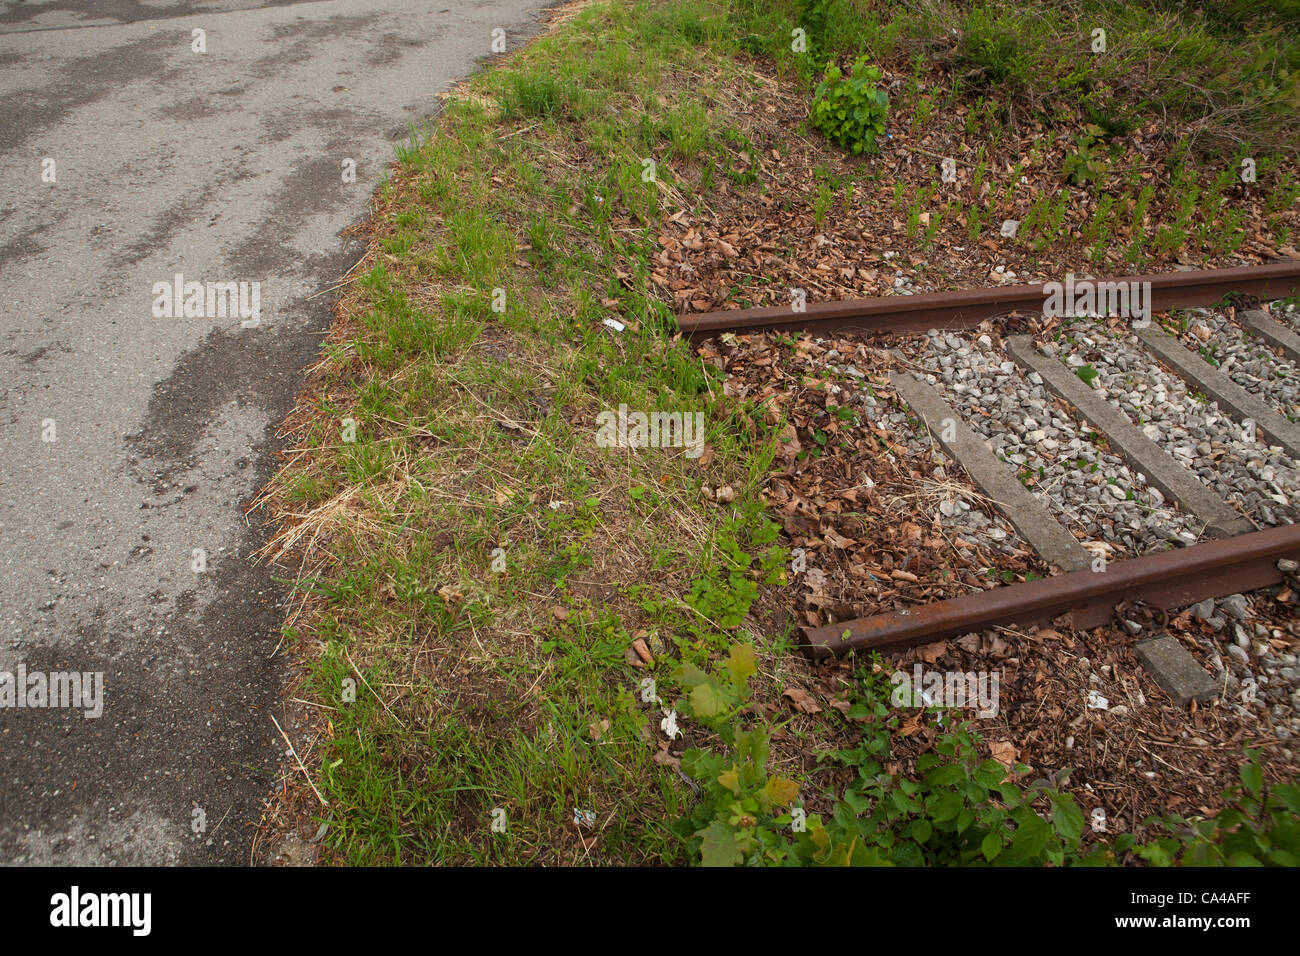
[810,57,889,155]
[672,645,807,866]
[960,7,1033,87]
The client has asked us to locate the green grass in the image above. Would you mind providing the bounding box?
[260,1,796,865]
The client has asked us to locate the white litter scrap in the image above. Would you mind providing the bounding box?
[602,318,626,333]
[1086,690,1109,710]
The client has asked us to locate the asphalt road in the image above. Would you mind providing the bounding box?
[0,0,551,865]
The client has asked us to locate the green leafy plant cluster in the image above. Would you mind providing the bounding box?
[796,0,835,61]
[672,645,806,866]
[674,648,1300,867]
[960,6,1034,87]
[794,664,1108,866]
[1132,751,1300,866]
[674,652,1109,866]
[682,517,784,641]
[810,57,889,155]
[1063,124,1109,185]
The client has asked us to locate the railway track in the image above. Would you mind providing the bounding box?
[681,263,1300,716]
[676,261,1300,341]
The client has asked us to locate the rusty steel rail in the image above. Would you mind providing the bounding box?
[678,261,1300,341]
[800,522,1300,660]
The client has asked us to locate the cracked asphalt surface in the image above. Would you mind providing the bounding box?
[0,0,551,865]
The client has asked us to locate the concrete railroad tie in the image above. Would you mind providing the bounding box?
[1137,326,1300,459]
[1134,633,1219,705]
[1239,309,1300,366]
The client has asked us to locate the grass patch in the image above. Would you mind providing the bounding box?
[259,0,793,866]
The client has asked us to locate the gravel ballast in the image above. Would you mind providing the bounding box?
[1046,319,1300,528]
[911,330,1200,556]
[1173,309,1300,423]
